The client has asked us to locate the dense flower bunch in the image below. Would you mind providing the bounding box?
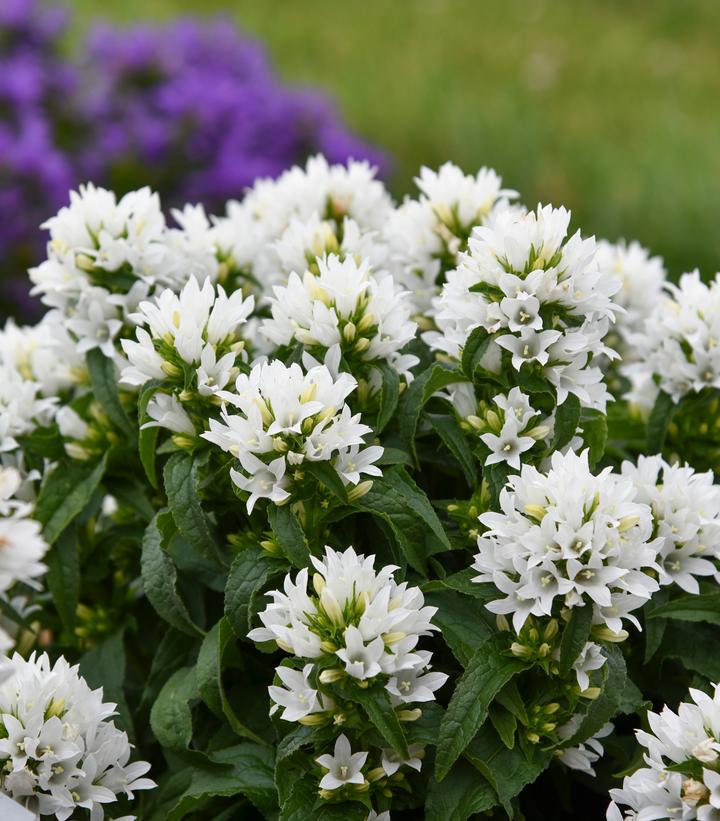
[0,0,385,318]
[3,154,720,820]
[608,683,720,821]
[427,204,620,411]
[624,271,720,407]
[249,546,445,809]
[203,360,382,511]
[0,653,153,820]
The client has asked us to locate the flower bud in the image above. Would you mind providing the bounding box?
[510,642,534,659]
[161,360,183,378]
[347,480,373,501]
[693,738,719,764]
[681,778,709,808]
[320,588,345,626]
[298,713,329,727]
[591,626,629,643]
[319,668,343,685]
[398,708,422,722]
[524,504,546,522]
[342,322,357,342]
[367,767,386,783]
[313,573,326,596]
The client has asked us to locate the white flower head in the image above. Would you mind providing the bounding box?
[202,361,382,513]
[609,682,720,821]
[426,204,620,411]
[315,734,368,791]
[623,271,720,407]
[384,163,517,313]
[249,546,443,686]
[261,254,418,383]
[621,455,720,594]
[472,449,660,633]
[0,653,154,819]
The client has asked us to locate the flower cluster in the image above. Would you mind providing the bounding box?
[595,239,666,351]
[428,204,620,411]
[608,683,720,821]
[203,361,382,512]
[472,449,660,635]
[0,652,154,820]
[623,271,720,408]
[1,3,384,318]
[620,455,720,593]
[212,155,394,298]
[121,275,254,435]
[260,254,418,385]
[444,384,550,469]
[249,546,445,801]
[384,163,517,314]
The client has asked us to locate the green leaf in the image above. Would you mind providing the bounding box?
[647,390,675,452]
[353,466,450,572]
[489,703,516,749]
[374,360,400,433]
[424,589,494,665]
[164,452,225,567]
[141,510,204,637]
[45,526,80,635]
[427,413,477,486]
[581,410,608,467]
[224,547,284,638]
[435,637,526,780]
[465,725,552,812]
[150,666,198,754]
[165,742,277,820]
[86,348,134,437]
[138,379,165,489]
[275,725,315,807]
[660,621,720,681]
[344,682,409,758]
[303,460,347,502]
[80,631,133,738]
[398,362,465,463]
[646,592,720,624]
[279,776,318,821]
[557,606,593,677]
[16,425,65,461]
[35,453,107,544]
[552,393,580,451]
[269,505,309,568]
[196,617,267,745]
[461,327,491,380]
[484,461,511,508]
[425,758,498,821]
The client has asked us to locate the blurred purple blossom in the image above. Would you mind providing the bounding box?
[0,2,389,319]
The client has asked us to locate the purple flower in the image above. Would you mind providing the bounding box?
[0,4,389,320]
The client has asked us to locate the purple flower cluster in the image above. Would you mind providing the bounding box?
[0,1,387,318]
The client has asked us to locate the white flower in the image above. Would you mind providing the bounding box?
[569,642,606,691]
[366,813,391,821]
[336,626,386,680]
[623,271,720,408]
[0,653,154,820]
[480,415,536,470]
[249,546,442,684]
[230,454,290,514]
[620,455,720,594]
[143,394,195,436]
[608,682,720,821]
[472,449,660,633]
[315,734,368,791]
[557,721,612,776]
[427,204,620,411]
[121,276,253,395]
[385,652,448,705]
[384,163,517,312]
[261,254,418,382]
[268,664,332,722]
[381,744,424,776]
[0,364,56,453]
[203,361,381,513]
[595,239,666,341]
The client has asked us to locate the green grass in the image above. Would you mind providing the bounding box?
[67,0,720,278]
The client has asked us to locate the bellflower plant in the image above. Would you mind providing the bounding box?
[1,155,720,820]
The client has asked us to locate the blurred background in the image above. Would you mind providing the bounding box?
[3,0,719,317]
